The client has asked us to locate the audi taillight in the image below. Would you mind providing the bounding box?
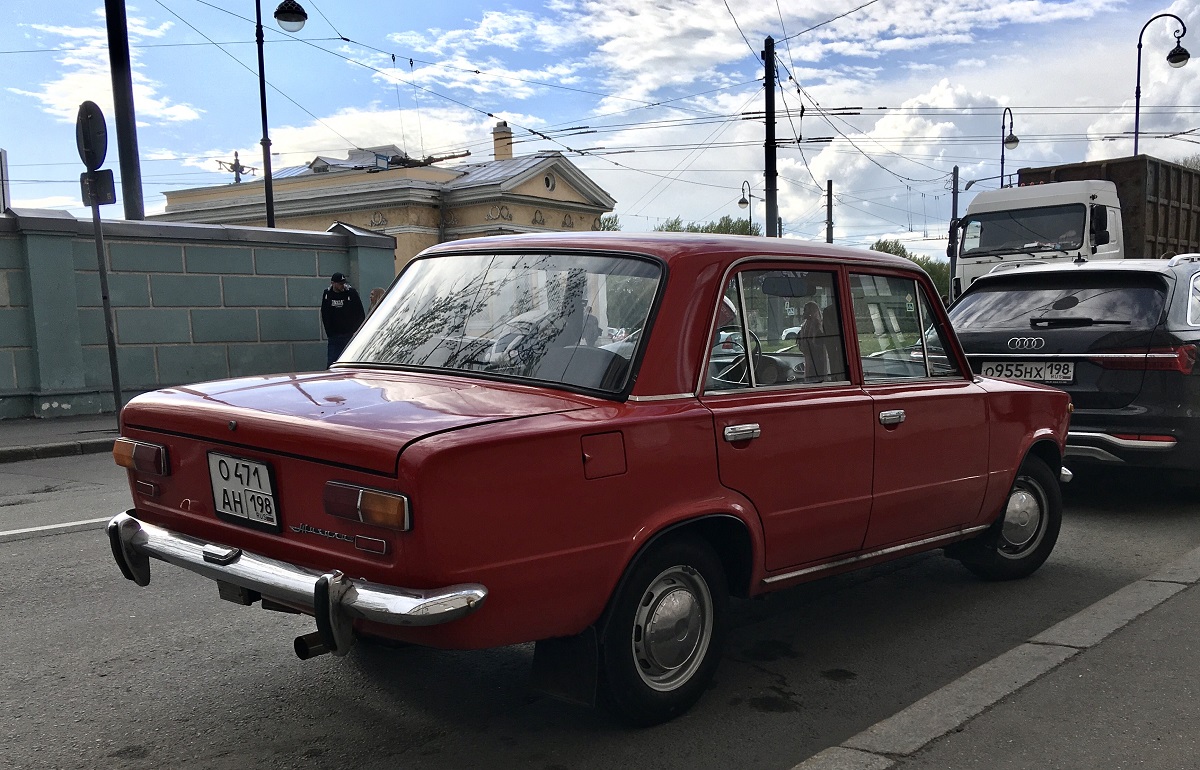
[1089,345,1197,374]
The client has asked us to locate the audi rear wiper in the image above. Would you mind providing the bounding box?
[1030,316,1131,328]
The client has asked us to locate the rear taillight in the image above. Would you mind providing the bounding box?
[1089,345,1197,374]
[112,438,170,476]
[1112,433,1177,444]
[324,482,411,531]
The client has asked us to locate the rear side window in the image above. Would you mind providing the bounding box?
[950,273,1167,332]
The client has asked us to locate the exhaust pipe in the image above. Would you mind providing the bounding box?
[294,631,330,660]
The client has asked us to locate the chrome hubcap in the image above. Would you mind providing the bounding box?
[632,566,712,692]
[1000,478,1045,556]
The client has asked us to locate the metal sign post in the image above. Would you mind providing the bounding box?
[76,101,123,418]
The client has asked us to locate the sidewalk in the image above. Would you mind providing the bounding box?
[795,545,1200,770]
[0,412,119,463]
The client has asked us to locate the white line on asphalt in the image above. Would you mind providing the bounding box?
[0,517,109,543]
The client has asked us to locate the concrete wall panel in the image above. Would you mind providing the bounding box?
[223,276,286,307]
[256,248,317,276]
[152,274,222,307]
[109,242,185,273]
[229,343,293,377]
[192,309,258,342]
[157,344,229,385]
[260,309,319,341]
[116,309,191,344]
[186,245,254,274]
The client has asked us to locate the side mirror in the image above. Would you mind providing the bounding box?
[1094,230,1111,247]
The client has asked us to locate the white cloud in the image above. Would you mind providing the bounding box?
[9,12,200,124]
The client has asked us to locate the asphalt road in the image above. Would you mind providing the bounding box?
[3,457,1198,770]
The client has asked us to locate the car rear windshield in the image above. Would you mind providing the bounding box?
[340,251,662,393]
[950,272,1168,331]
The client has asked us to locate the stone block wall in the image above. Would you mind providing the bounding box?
[0,210,395,419]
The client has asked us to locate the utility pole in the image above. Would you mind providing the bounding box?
[103,0,145,220]
[826,180,833,243]
[948,165,960,301]
[763,36,778,237]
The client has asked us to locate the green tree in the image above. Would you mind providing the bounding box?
[870,238,951,299]
[654,215,761,236]
[598,213,622,231]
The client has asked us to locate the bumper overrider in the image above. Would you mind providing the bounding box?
[106,511,487,658]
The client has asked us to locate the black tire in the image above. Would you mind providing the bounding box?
[599,536,728,726]
[952,455,1062,581]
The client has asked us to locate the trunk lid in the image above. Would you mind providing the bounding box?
[949,270,1170,409]
[121,369,593,473]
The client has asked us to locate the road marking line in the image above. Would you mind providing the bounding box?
[0,517,110,543]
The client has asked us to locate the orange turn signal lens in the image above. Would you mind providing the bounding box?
[323,482,411,531]
[112,438,170,476]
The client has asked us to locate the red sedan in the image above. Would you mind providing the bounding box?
[108,233,1072,724]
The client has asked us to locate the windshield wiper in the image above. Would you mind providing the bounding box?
[1030,316,1131,328]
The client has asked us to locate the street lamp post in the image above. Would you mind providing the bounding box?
[738,180,753,234]
[256,0,308,227]
[1000,107,1019,188]
[1134,13,1189,156]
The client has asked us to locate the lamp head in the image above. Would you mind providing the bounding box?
[274,0,308,32]
[1003,132,1020,150]
[738,195,749,209]
[1167,43,1190,68]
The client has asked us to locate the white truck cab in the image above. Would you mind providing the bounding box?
[954,180,1122,294]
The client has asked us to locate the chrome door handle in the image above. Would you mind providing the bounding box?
[878,409,906,426]
[723,423,761,442]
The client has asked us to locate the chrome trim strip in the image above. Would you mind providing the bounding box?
[1068,431,1178,450]
[1064,445,1125,463]
[106,511,486,627]
[626,392,694,402]
[762,525,991,585]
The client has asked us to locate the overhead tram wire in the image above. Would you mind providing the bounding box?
[152,0,366,154]
[779,0,883,43]
[625,90,762,216]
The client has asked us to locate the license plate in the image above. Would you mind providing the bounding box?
[980,360,1075,383]
[208,452,280,529]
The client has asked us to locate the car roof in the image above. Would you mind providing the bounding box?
[970,255,1200,284]
[419,231,920,272]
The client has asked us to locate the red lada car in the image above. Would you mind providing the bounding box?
[107,233,1072,725]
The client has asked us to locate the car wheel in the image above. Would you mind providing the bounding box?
[599,536,728,726]
[952,455,1061,581]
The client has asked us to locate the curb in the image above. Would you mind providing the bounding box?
[0,438,115,464]
[790,545,1200,770]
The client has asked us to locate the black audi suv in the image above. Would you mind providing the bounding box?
[949,256,1200,473]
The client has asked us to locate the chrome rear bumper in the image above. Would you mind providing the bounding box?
[106,511,486,655]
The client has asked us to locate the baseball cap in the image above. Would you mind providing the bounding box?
[330,272,347,283]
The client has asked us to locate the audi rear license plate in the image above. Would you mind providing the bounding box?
[208,452,280,530]
[981,361,1074,383]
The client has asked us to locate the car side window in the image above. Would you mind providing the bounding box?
[1189,273,1200,326]
[704,269,845,392]
[917,290,963,378]
[851,273,933,382]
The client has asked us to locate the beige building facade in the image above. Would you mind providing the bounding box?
[155,123,617,274]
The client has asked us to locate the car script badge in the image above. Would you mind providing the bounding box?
[1007,337,1046,350]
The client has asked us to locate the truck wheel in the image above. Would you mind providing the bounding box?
[952,455,1061,581]
[599,536,728,726]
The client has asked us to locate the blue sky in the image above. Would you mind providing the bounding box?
[2,0,1197,256]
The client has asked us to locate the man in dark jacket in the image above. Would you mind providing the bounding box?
[320,272,366,366]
